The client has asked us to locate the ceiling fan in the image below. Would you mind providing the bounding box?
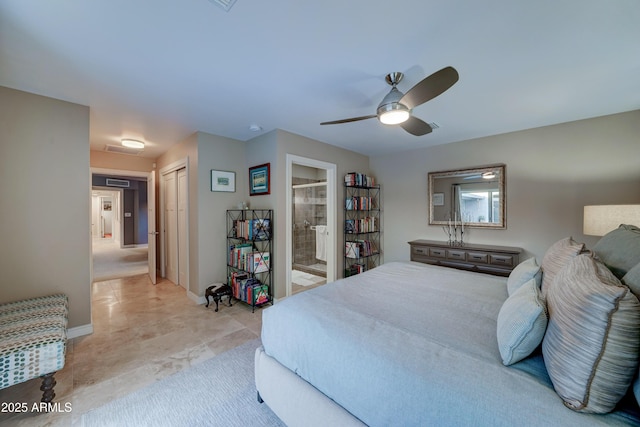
[320,66,459,136]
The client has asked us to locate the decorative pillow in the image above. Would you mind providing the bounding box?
[542,254,640,414]
[540,237,584,297]
[622,263,640,297]
[593,224,640,279]
[497,278,547,366]
[507,257,542,296]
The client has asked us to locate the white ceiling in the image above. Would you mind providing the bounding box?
[1,1,639,158]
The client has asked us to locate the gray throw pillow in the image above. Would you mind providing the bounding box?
[542,254,640,414]
[497,277,547,366]
[507,257,541,296]
[593,224,640,279]
[622,263,640,297]
[540,237,584,297]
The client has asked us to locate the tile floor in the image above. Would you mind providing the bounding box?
[0,274,262,426]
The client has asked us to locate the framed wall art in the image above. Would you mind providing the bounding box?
[211,169,236,192]
[249,163,270,196]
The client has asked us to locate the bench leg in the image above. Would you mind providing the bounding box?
[40,372,56,403]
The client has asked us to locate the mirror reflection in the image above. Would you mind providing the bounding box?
[428,164,506,229]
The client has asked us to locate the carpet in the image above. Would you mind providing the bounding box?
[92,238,149,281]
[81,339,285,427]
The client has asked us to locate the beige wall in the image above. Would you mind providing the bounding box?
[370,110,640,263]
[0,86,91,328]
[90,150,155,172]
[248,129,370,299]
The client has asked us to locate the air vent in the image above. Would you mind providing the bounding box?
[104,144,143,155]
[106,178,130,188]
[428,122,440,130]
[208,0,237,11]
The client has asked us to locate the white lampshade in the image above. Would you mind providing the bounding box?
[583,205,640,236]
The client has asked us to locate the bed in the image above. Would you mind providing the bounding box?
[256,228,640,426]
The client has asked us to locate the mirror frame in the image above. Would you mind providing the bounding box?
[428,164,506,229]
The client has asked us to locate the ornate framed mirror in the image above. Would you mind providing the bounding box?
[428,164,506,229]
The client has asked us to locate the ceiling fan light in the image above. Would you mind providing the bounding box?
[377,103,410,125]
[121,139,145,149]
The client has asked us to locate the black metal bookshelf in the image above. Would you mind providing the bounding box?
[344,177,381,277]
[226,209,273,312]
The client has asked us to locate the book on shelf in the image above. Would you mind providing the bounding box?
[233,218,271,240]
[248,251,270,273]
[345,217,376,233]
[345,196,374,210]
[345,239,379,258]
[344,172,375,187]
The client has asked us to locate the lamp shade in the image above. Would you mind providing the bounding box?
[583,205,640,236]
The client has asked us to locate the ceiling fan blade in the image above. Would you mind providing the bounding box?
[399,116,433,136]
[400,66,459,109]
[320,115,377,125]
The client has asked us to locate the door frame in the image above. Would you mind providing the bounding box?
[90,167,153,280]
[285,154,337,297]
[158,158,190,294]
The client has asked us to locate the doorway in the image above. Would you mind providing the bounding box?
[90,169,152,282]
[285,155,337,297]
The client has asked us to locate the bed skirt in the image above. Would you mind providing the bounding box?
[255,346,365,427]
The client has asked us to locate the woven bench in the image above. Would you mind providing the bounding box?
[0,294,68,403]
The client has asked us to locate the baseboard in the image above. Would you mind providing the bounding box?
[188,290,206,305]
[67,323,93,339]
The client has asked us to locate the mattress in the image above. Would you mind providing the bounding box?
[260,261,639,426]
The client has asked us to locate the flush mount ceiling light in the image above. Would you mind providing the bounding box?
[482,172,496,179]
[248,124,263,132]
[121,139,145,149]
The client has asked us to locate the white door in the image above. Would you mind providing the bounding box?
[147,171,157,284]
[177,168,188,288]
[164,171,179,284]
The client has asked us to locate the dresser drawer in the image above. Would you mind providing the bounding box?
[429,247,446,258]
[489,254,516,268]
[447,249,466,261]
[466,252,488,264]
[411,246,429,257]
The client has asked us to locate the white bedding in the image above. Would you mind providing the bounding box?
[260,261,639,426]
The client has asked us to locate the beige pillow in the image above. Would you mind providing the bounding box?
[542,254,640,413]
[540,237,584,297]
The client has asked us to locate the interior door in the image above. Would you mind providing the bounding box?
[164,171,179,284]
[177,168,188,288]
[147,171,157,284]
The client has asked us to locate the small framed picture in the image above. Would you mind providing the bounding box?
[211,170,236,192]
[432,192,444,206]
[249,163,270,196]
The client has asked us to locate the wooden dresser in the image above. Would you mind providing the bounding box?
[408,239,522,276]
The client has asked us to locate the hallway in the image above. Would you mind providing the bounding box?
[92,238,148,281]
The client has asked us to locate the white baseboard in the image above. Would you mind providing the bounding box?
[188,290,206,305]
[67,323,93,339]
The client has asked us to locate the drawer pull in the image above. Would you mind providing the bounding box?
[415,248,425,254]
[430,248,446,258]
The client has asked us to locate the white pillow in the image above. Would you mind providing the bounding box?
[497,277,548,366]
[507,257,541,296]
